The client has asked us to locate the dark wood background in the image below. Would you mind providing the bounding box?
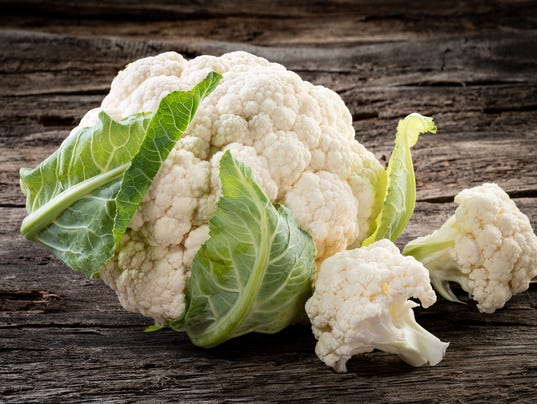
[1,1,537,401]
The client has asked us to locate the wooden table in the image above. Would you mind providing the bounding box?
[2,1,537,401]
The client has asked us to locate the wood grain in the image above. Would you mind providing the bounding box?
[1,1,537,402]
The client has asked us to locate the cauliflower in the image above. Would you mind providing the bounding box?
[305,239,449,372]
[71,51,385,324]
[18,48,536,366]
[403,183,537,313]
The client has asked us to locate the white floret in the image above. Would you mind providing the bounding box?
[284,171,359,261]
[211,143,278,202]
[85,50,385,324]
[100,233,187,324]
[102,52,187,112]
[404,183,537,313]
[183,225,210,268]
[306,239,448,372]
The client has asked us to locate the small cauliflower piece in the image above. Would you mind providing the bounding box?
[82,51,386,324]
[404,183,537,313]
[305,239,449,373]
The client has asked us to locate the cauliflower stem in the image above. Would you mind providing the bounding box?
[378,300,448,368]
[403,217,469,304]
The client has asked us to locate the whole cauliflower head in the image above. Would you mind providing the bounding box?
[305,239,448,372]
[404,183,537,314]
[73,51,385,324]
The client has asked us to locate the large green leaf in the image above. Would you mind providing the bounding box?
[362,113,436,245]
[20,72,222,278]
[172,151,316,348]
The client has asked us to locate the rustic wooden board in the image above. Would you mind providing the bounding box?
[1,1,537,402]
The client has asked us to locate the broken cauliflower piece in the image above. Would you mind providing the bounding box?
[305,239,449,372]
[404,183,537,313]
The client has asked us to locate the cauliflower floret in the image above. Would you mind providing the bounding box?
[211,143,278,202]
[306,239,448,372]
[100,233,187,324]
[89,51,385,323]
[183,225,210,268]
[404,183,537,313]
[102,52,187,112]
[132,148,213,247]
[284,171,359,261]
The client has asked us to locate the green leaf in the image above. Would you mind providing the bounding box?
[20,72,222,278]
[362,113,436,246]
[171,151,316,348]
[113,72,221,244]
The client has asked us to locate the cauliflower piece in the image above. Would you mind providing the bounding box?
[305,239,448,372]
[82,51,385,324]
[404,183,537,313]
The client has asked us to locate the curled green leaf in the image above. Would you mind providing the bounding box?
[362,113,437,245]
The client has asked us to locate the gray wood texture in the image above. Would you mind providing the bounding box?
[1,1,537,401]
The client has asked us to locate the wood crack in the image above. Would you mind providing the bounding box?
[484,104,537,114]
[418,189,537,204]
[393,80,534,88]
[0,323,146,330]
[9,88,109,97]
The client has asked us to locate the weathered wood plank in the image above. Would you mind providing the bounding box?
[2,279,537,402]
[2,0,536,21]
[2,317,537,402]
[2,30,537,97]
[1,0,536,47]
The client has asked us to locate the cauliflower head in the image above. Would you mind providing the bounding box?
[72,51,385,323]
[305,239,448,372]
[404,183,537,313]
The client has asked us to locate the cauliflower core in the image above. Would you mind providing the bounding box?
[404,183,537,313]
[74,51,385,323]
[305,240,448,372]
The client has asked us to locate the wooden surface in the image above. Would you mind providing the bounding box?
[1,1,537,401]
